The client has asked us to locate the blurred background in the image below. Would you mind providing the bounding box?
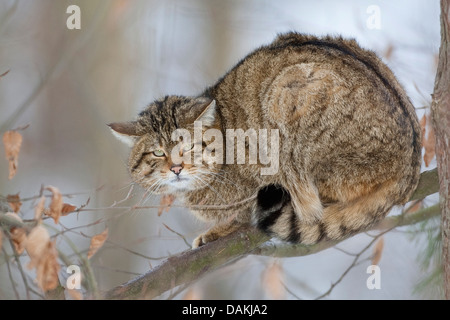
[0,0,441,299]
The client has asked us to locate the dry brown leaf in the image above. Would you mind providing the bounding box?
[26,226,51,268]
[34,196,46,221]
[261,261,285,300]
[384,44,394,60]
[7,193,22,213]
[5,212,27,254]
[45,186,63,224]
[183,287,202,300]
[2,130,23,179]
[372,237,385,265]
[423,125,436,167]
[67,289,83,300]
[0,229,3,249]
[0,69,10,78]
[158,194,176,216]
[36,241,60,291]
[88,228,108,259]
[419,114,426,145]
[405,200,422,214]
[11,227,27,254]
[61,203,77,216]
[25,225,60,291]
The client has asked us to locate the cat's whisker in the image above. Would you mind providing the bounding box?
[151,179,166,197]
[191,175,228,204]
[145,178,165,200]
[117,181,136,192]
[198,169,239,187]
[192,170,227,186]
[197,169,244,192]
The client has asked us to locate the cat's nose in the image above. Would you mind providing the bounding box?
[170,164,183,176]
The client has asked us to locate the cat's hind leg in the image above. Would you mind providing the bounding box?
[284,176,323,224]
[254,179,398,244]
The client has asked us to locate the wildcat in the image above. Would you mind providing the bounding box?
[109,32,421,248]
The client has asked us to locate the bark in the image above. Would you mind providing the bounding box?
[431,0,450,300]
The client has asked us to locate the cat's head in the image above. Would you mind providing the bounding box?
[109,95,221,194]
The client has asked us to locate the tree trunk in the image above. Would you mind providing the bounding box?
[431,0,450,300]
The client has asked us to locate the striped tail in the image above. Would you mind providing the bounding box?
[253,183,398,244]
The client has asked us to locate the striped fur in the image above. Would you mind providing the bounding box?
[110,32,422,248]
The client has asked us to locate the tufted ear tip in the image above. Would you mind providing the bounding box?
[108,121,141,147]
[195,99,216,127]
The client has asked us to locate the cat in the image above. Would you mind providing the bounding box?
[109,32,422,248]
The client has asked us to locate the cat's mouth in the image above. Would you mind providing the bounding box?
[164,175,193,191]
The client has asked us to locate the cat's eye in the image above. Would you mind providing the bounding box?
[153,149,165,157]
[182,143,195,152]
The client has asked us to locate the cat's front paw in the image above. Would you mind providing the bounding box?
[192,221,242,249]
[192,231,219,249]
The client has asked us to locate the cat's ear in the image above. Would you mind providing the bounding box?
[108,121,142,147]
[194,99,216,127]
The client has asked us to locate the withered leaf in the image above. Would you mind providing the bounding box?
[5,212,26,254]
[87,228,108,259]
[45,186,63,224]
[61,203,77,216]
[261,261,285,300]
[405,200,422,214]
[183,287,201,300]
[11,228,27,254]
[25,225,60,292]
[0,69,10,78]
[0,229,3,249]
[26,225,50,268]
[372,237,385,265]
[419,114,426,145]
[158,194,176,216]
[67,289,83,300]
[423,125,435,167]
[37,241,60,292]
[384,44,394,60]
[7,193,22,213]
[34,196,46,221]
[2,130,23,180]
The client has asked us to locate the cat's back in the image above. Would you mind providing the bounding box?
[207,32,421,203]
[210,32,417,134]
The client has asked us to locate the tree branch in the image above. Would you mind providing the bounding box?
[104,169,439,300]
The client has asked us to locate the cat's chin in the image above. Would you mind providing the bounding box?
[161,177,197,193]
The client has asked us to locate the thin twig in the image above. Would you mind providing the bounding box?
[166,283,191,300]
[333,246,359,257]
[163,223,192,249]
[55,219,105,238]
[8,239,31,300]
[75,229,168,261]
[314,228,392,300]
[281,280,302,300]
[108,185,135,207]
[2,246,20,299]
